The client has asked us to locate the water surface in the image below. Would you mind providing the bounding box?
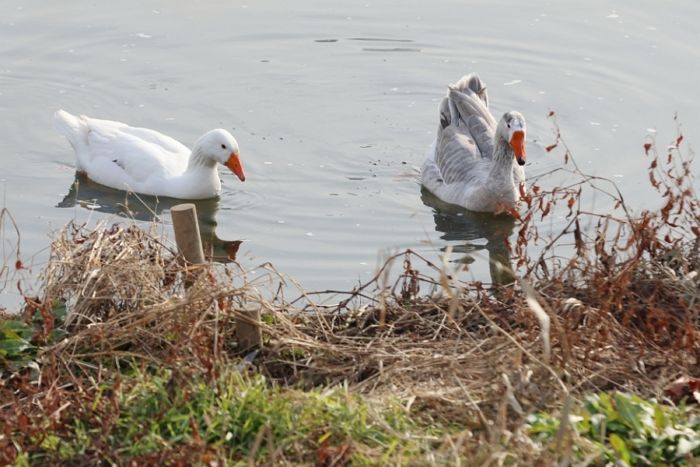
[1,0,698,309]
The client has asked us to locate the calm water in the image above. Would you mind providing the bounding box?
[1,1,698,309]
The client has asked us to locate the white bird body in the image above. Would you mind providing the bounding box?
[54,110,245,199]
[421,74,526,212]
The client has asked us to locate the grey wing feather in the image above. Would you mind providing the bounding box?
[435,126,480,184]
[448,86,496,129]
[451,73,490,108]
[447,73,497,129]
[438,97,450,133]
[431,74,499,186]
[466,115,495,159]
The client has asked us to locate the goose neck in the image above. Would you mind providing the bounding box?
[187,147,216,170]
[490,136,515,180]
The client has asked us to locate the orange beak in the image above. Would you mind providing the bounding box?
[510,130,526,166]
[225,152,245,182]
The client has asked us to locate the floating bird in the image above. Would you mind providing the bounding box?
[54,110,245,199]
[421,73,526,212]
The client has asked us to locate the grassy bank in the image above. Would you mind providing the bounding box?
[1,124,699,465]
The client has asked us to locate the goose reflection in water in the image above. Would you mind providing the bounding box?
[57,173,242,263]
[421,186,516,287]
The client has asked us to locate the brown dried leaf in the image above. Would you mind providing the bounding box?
[574,219,585,256]
[317,440,353,467]
[518,183,531,207]
[566,195,578,218]
[649,171,660,188]
[664,376,700,404]
[18,414,29,434]
[540,202,552,220]
[503,236,512,254]
[502,205,521,220]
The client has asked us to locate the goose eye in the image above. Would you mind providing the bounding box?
[221,144,227,149]
[507,123,511,129]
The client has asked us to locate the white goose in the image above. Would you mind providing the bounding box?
[421,73,526,212]
[54,110,245,200]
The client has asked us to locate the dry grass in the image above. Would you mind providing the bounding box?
[32,220,695,419]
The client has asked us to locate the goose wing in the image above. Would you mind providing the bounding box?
[81,116,190,184]
[450,73,490,109]
[434,117,482,185]
[441,73,497,159]
[447,74,496,127]
[465,115,495,160]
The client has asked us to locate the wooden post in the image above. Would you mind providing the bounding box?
[237,306,262,352]
[171,203,205,264]
[172,204,262,352]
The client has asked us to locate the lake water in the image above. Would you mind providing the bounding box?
[1,0,698,310]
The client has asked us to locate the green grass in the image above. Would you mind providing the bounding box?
[528,392,700,465]
[0,300,67,376]
[0,318,36,371]
[16,366,437,465]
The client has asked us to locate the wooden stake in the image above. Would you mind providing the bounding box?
[237,307,262,352]
[171,203,205,264]
[172,204,262,352]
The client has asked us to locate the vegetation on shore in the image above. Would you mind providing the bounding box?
[1,119,699,465]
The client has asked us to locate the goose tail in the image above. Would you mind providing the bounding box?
[447,73,496,128]
[54,109,91,171]
[450,73,489,108]
[54,109,82,138]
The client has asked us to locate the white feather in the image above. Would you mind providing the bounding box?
[54,110,244,200]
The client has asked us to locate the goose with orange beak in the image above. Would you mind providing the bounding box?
[54,110,246,200]
[421,73,528,213]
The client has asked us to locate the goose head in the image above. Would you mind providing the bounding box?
[497,111,526,166]
[194,129,246,181]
